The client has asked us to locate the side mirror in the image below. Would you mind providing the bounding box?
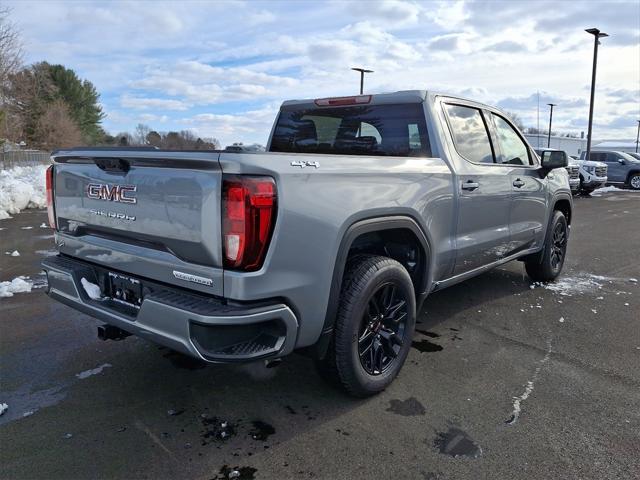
[618,159,625,165]
[541,150,568,170]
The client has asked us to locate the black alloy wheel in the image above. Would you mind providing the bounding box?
[358,282,409,375]
[550,221,567,272]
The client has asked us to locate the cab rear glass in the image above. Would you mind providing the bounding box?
[269,104,431,157]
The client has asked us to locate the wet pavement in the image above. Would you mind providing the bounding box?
[1,193,639,479]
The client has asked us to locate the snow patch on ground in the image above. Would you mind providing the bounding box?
[506,339,552,425]
[0,403,8,416]
[76,363,112,379]
[531,273,615,296]
[0,164,49,220]
[81,277,103,300]
[0,276,33,298]
[591,185,640,196]
[4,250,20,256]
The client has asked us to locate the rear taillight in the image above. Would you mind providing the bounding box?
[222,175,277,271]
[45,165,56,229]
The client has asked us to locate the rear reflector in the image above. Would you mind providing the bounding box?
[222,175,277,271]
[314,95,372,107]
[45,165,56,229]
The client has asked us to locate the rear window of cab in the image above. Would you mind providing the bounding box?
[270,104,431,157]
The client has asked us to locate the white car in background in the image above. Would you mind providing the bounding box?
[574,157,608,194]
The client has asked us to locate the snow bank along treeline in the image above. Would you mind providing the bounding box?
[0,164,49,219]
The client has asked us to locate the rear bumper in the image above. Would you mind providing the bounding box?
[42,255,298,363]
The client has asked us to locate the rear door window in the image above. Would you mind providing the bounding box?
[270,104,431,157]
[444,104,494,164]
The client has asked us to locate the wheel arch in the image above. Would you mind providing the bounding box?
[552,196,572,225]
[626,170,640,186]
[304,215,432,359]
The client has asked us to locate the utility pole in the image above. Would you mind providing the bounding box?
[585,28,608,160]
[547,103,556,148]
[636,120,640,153]
[351,67,374,95]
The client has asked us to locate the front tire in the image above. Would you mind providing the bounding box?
[629,173,640,191]
[317,255,416,397]
[525,210,568,282]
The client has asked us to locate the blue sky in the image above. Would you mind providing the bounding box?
[7,0,640,146]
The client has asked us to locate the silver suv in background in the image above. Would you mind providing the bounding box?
[581,150,640,190]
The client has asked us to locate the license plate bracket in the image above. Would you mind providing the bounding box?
[107,272,143,309]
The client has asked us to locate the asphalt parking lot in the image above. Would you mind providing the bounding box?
[1,191,639,480]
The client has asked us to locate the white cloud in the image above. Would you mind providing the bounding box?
[120,95,190,111]
[6,0,638,142]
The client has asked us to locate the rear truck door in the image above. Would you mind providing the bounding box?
[488,113,547,253]
[51,150,224,296]
[441,103,513,276]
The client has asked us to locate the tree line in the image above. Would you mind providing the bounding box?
[114,123,220,150]
[0,8,219,152]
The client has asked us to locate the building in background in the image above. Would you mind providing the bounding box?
[590,140,638,153]
[524,134,587,157]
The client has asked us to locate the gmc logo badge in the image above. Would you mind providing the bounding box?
[86,183,137,204]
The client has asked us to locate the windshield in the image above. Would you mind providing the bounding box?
[269,104,431,157]
[620,151,640,162]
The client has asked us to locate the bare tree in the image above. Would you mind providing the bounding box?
[0,63,56,143]
[34,99,82,150]
[134,123,150,145]
[504,111,526,131]
[0,7,22,88]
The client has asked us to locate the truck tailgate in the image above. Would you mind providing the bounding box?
[51,150,224,296]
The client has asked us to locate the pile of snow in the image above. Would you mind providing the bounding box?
[591,185,639,196]
[0,403,7,416]
[80,277,103,300]
[531,273,611,297]
[4,250,20,256]
[0,276,33,298]
[0,164,49,220]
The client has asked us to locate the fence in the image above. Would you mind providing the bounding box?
[0,150,51,169]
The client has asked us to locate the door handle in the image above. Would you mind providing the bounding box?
[461,180,479,191]
[513,179,525,188]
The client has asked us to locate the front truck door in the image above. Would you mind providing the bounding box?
[604,152,626,183]
[442,103,513,276]
[490,113,547,253]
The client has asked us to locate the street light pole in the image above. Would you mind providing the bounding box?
[351,67,374,95]
[585,28,608,160]
[636,120,640,153]
[547,103,556,148]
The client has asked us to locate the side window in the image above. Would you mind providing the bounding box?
[605,153,618,162]
[492,114,531,165]
[408,123,421,149]
[444,104,494,164]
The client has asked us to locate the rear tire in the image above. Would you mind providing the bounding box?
[525,210,568,282]
[629,173,640,190]
[316,255,416,397]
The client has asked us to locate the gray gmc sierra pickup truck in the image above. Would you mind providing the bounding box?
[42,91,572,396]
